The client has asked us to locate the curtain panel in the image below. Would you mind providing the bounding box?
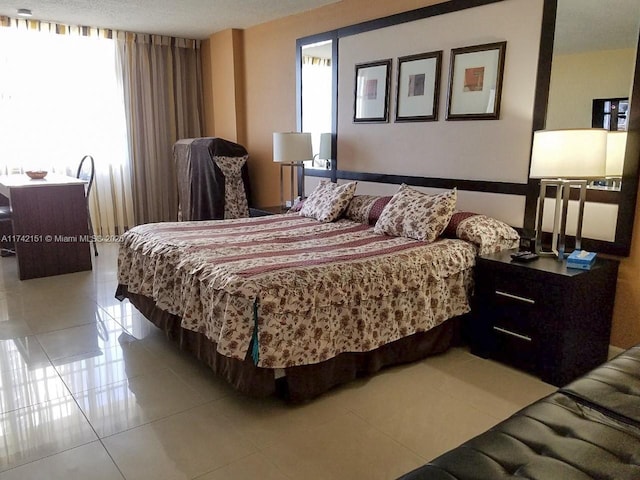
[116,33,204,225]
[0,16,134,236]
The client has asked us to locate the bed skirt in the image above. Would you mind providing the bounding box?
[116,284,459,402]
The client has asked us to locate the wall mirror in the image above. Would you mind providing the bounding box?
[546,0,638,190]
[534,0,640,255]
[297,38,335,171]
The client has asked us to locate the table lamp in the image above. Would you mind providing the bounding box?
[530,128,607,259]
[273,132,313,208]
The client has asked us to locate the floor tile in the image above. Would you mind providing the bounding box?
[325,361,447,425]
[372,387,501,460]
[0,337,49,373]
[0,363,70,414]
[211,389,349,448]
[0,396,97,472]
[74,367,209,437]
[36,317,135,362]
[103,402,256,480]
[0,441,124,480]
[0,319,33,340]
[23,299,106,335]
[436,355,556,419]
[261,412,425,480]
[158,349,235,402]
[196,452,290,480]
[53,340,163,394]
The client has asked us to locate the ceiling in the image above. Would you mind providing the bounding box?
[0,0,637,49]
[555,0,640,54]
[0,0,341,39]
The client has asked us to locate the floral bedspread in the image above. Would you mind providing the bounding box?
[117,215,477,368]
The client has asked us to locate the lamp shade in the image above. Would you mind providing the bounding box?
[530,129,607,179]
[318,133,332,160]
[273,132,313,163]
[606,131,627,177]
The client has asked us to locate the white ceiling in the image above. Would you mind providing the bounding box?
[0,0,341,39]
[0,0,637,50]
[555,0,640,54]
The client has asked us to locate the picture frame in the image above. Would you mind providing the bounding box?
[353,59,392,123]
[395,51,443,122]
[446,41,507,120]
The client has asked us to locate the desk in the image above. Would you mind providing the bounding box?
[0,174,92,280]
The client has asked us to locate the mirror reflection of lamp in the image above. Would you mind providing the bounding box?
[312,133,332,169]
[605,131,627,189]
[530,128,607,260]
[273,132,313,208]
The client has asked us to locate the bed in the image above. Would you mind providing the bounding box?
[116,184,519,401]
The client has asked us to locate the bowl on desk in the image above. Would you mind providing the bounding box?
[25,171,48,180]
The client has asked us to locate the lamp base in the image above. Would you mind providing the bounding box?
[534,179,587,261]
[279,162,305,209]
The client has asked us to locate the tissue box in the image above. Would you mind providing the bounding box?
[567,250,597,270]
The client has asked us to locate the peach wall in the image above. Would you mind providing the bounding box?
[201,39,214,135]
[203,29,246,142]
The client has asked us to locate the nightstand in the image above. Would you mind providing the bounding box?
[249,206,288,217]
[468,249,619,386]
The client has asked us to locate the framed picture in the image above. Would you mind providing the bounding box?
[353,59,392,123]
[446,41,507,120]
[395,51,443,122]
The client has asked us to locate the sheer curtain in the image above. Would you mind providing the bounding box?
[116,33,203,225]
[0,18,134,236]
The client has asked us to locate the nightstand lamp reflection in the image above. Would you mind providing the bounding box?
[273,132,312,209]
[530,128,607,260]
[605,131,627,189]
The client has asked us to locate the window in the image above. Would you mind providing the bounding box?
[592,97,629,131]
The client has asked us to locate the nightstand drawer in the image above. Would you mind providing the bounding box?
[490,272,540,304]
[491,325,537,373]
[490,291,537,338]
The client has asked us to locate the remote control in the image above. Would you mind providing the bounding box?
[510,251,539,262]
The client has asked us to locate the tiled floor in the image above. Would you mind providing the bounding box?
[0,243,557,480]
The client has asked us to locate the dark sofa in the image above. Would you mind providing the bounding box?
[399,345,640,480]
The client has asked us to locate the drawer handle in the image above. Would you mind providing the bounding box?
[493,326,532,342]
[495,290,535,305]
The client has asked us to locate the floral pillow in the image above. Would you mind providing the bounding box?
[373,185,457,242]
[300,180,357,222]
[444,211,520,255]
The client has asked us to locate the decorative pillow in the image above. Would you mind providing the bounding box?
[445,211,520,255]
[300,180,357,222]
[373,185,457,242]
[344,195,392,225]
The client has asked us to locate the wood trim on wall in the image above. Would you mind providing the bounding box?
[306,168,528,195]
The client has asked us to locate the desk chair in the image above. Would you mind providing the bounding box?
[77,155,98,256]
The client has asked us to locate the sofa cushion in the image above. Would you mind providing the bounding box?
[560,345,640,429]
[398,393,640,480]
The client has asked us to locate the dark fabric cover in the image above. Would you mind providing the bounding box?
[173,137,251,221]
[115,284,456,402]
[399,345,640,480]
